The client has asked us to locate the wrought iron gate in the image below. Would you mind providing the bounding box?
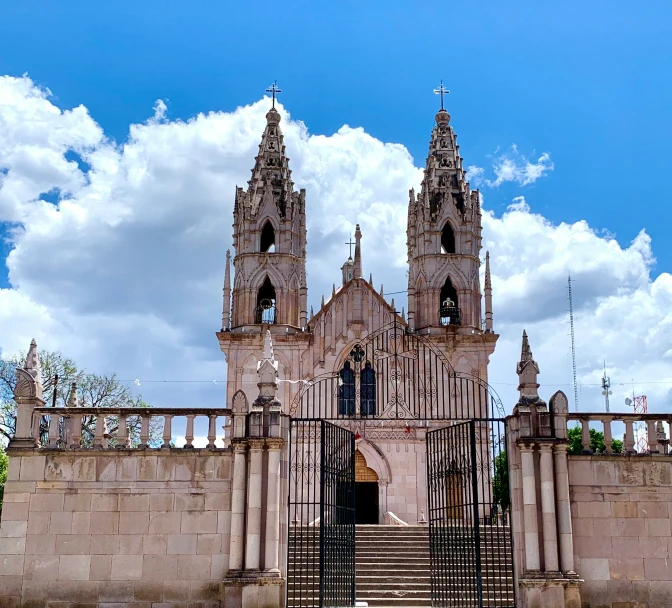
[287,419,356,608]
[427,420,514,608]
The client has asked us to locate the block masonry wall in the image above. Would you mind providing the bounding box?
[569,455,672,608]
[0,449,232,608]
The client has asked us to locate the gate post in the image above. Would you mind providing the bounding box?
[221,331,288,608]
[507,331,582,608]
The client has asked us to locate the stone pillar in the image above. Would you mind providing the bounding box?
[229,441,248,572]
[520,443,540,572]
[264,438,283,573]
[539,443,559,572]
[553,444,575,575]
[245,439,265,571]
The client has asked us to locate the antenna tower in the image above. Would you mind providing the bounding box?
[625,394,648,452]
[568,274,579,412]
[601,362,612,413]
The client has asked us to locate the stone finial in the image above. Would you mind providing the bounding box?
[484,252,494,332]
[256,330,279,400]
[67,382,79,407]
[310,305,314,319]
[222,249,232,330]
[369,273,373,285]
[354,224,362,279]
[14,338,43,400]
[516,330,541,399]
[520,329,533,363]
[261,330,276,365]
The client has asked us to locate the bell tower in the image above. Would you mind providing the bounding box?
[228,105,308,329]
[406,90,497,377]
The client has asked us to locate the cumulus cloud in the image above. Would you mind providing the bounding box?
[468,145,554,188]
[0,74,670,416]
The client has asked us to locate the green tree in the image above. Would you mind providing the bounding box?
[0,349,154,447]
[0,444,8,513]
[493,450,509,511]
[568,426,623,455]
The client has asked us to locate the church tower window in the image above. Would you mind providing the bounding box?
[360,361,376,416]
[256,276,277,324]
[440,222,455,254]
[260,221,276,253]
[439,277,460,326]
[338,362,356,416]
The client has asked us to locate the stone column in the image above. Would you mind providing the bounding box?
[229,441,248,572]
[539,443,559,572]
[553,444,576,575]
[520,443,540,572]
[264,438,283,574]
[245,439,265,571]
[10,339,45,449]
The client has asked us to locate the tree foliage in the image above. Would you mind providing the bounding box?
[0,349,151,446]
[0,444,8,513]
[568,426,623,455]
[493,450,509,511]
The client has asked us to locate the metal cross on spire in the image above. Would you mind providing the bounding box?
[433,80,450,110]
[345,234,355,259]
[266,81,282,109]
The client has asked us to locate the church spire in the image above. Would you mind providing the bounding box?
[235,104,298,219]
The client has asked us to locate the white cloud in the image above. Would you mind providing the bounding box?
[468,145,554,188]
[0,74,670,416]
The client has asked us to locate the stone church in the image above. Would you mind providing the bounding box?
[217,100,498,526]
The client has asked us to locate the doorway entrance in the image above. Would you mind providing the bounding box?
[354,450,379,524]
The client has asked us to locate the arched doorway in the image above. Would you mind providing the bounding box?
[355,450,379,524]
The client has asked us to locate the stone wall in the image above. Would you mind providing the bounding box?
[569,454,672,608]
[0,448,232,608]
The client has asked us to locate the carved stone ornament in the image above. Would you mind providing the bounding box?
[231,390,248,414]
[15,368,41,399]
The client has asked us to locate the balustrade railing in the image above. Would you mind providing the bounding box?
[566,413,670,455]
[30,407,232,450]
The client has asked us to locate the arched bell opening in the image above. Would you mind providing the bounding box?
[260,220,276,253]
[256,276,276,324]
[440,222,456,254]
[439,277,460,326]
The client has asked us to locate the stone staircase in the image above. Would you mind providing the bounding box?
[287,524,514,607]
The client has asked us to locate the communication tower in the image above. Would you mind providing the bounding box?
[625,394,648,452]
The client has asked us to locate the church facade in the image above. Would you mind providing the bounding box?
[217,101,498,526]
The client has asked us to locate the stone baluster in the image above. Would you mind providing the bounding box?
[32,413,42,447]
[539,444,559,572]
[580,419,592,454]
[520,443,540,572]
[70,414,83,449]
[658,421,669,455]
[48,412,61,448]
[184,414,195,448]
[229,442,248,571]
[117,415,128,448]
[94,413,105,448]
[624,419,636,453]
[245,439,265,571]
[139,414,150,448]
[264,438,283,574]
[162,415,173,448]
[647,419,658,454]
[207,415,217,448]
[602,418,613,454]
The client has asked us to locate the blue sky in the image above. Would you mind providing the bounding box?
[1,0,671,411]
[2,0,671,278]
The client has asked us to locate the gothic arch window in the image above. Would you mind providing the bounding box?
[338,361,355,416]
[256,276,276,324]
[441,223,456,254]
[360,361,376,416]
[439,277,460,326]
[260,221,276,253]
